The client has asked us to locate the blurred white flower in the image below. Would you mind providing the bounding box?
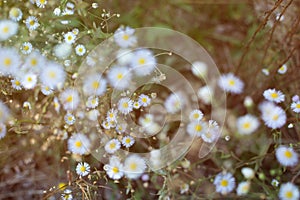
[218,73,244,94]
[263,88,285,103]
[279,182,299,200]
[191,61,207,78]
[275,146,298,167]
[123,155,146,179]
[9,8,23,22]
[214,172,236,195]
[114,26,137,48]
[236,114,260,135]
[0,20,18,41]
[236,181,250,196]
[68,133,91,155]
[76,162,90,177]
[130,49,156,76]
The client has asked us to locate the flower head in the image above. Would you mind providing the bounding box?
[275,146,298,167]
[104,139,121,154]
[218,73,244,94]
[189,109,204,121]
[164,93,184,114]
[75,44,86,56]
[104,156,124,180]
[214,172,236,195]
[86,96,99,109]
[59,88,80,111]
[64,113,76,125]
[130,49,156,76]
[67,133,91,155]
[236,114,260,135]
[260,102,286,129]
[0,47,20,76]
[263,88,285,103]
[83,74,107,96]
[107,66,132,90]
[291,101,300,113]
[40,62,66,89]
[124,155,146,179]
[118,97,133,115]
[114,26,137,48]
[237,181,250,196]
[25,16,39,30]
[9,8,23,22]
[187,121,208,137]
[64,32,76,44]
[122,136,135,148]
[21,73,37,89]
[138,94,151,107]
[0,20,18,41]
[279,182,299,200]
[0,123,7,139]
[278,64,288,74]
[76,162,90,177]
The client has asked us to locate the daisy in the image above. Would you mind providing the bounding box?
[130,49,157,76]
[275,146,298,167]
[241,167,255,180]
[72,28,79,35]
[116,49,134,66]
[278,64,288,74]
[41,85,53,96]
[40,62,66,89]
[23,50,46,73]
[9,8,23,22]
[76,162,90,177]
[118,97,133,115]
[64,32,76,44]
[21,73,37,89]
[164,93,183,114]
[191,61,207,78]
[236,114,260,135]
[59,88,80,111]
[101,120,111,130]
[214,172,236,195]
[197,85,213,105]
[75,44,86,56]
[201,120,220,143]
[86,96,99,109]
[123,155,146,179]
[36,0,47,8]
[291,101,300,113]
[53,97,60,113]
[11,78,22,90]
[138,94,151,107]
[263,88,285,103]
[180,183,190,194]
[64,113,76,125]
[279,182,299,200]
[62,2,75,15]
[21,42,33,55]
[116,123,127,134]
[0,101,10,123]
[139,114,154,127]
[0,47,20,76]
[0,123,7,139]
[187,121,208,137]
[218,73,244,94]
[61,189,73,200]
[67,133,91,155]
[104,156,124,180]
[87,109,99,121]
[53,7,61,16]
[122,136,135,148]
[106,108,118,122]
[0,20,18,41]
[107,66,132,90]
[82,74,107,96]
[53,43,72,59]
[133,101,141,109]
[189,109,204,121]
[260,102,286,129]
[114,26,137,48]
[237,181,250,196]
[104,139,121,154]
[25,16,39,30]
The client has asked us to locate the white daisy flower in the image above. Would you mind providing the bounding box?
[0,20,18,41]
[53,7,61,16]
[107,66,132,90]
[201,120,220,143]
[236,114,260,135]
[87,109,99,121]
[180,183,189,194]
[262,68,270,76]
[53,43,72,59]
[76,162,90,177]
[72,28,79,35]
[133,101,141,109]
[164,93,183,114]
[83,74,107,96]
[291,101,300,113]
[114,26,137,48]
[0,47,20,76]
[64,113,76,125]
[241,167,255,180]
[279,182,299,200]
[116,123,127,134]
[106,108,118,122]
[59,88,80,111]
[9,7,23,22]
[237,181,250,196]
[260,102,286,129]
[275,146,298,167]
[36,0,47,8]
[139,114,154,128]
[292,95,299,102]
[122,136,135,148]
[64,32,76,44]
[191,61,207,78]
[263,88,285,103]
[41,85,53,96]
[62,2,75,15]
[218,73,244,94]
[123,155,146,179]
[104,139,121,154]
[53,97,60,113]
[21,73,37,89]
[130,49,156,76]
[118,97,133,115]
[25,16,39,30]
[21,42,33,55]
[67,133,91,155]
[40,62,66,89]
[197,85,213,105]
[23,50,46,73]
[214,172,236,195]
[86,96,99,109]
[61,189,73,200]
[189,109,204,121]
[138,94,151,107]
[0,123,7,139]
[11,78,22,90]
[187,120,208,137]
[75,44,86,56]
[101,120,111,130]
[116,49,134,66]
[0,101,10,123]
[104,156,124,180]
[278,64,288,74]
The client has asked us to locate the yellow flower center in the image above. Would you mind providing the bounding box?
[66,95,73,103]
[122,34,129,41]
[272,114,279,121]
[228,79,235,86]
[138,58,145,65]
[2,26,9,33]
[75,141,82,147]
[15,80,20,86]
[284,150,292,158]
[27,77,32,82]
[112,166,119,173]
[80,166,86,172]
[296,104,300,109]
[40,0,46,4]
[23,45,29,51]
[142,98,147,103]
[220,179,228,187]
[78,48,83,52]
[29,20,35,26]
[91,99,96,105]
[92,81,99,89]
[285,191,293,198]
[193,113,199,119]
[243,122,251,129]
[125,138,131,144]
[122,102,128,108]
[58,182,66,190]
[4,58,11,66]
[10,8,19,17]
[195,124,202,132]
[31,59,37,66]
[109,142,116,149]
[271,92,278,99]
[68,35,72,40]
[67,116,73,121]
[117,73,123,80]
[49,71,56,78]
[129,163,137,170]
